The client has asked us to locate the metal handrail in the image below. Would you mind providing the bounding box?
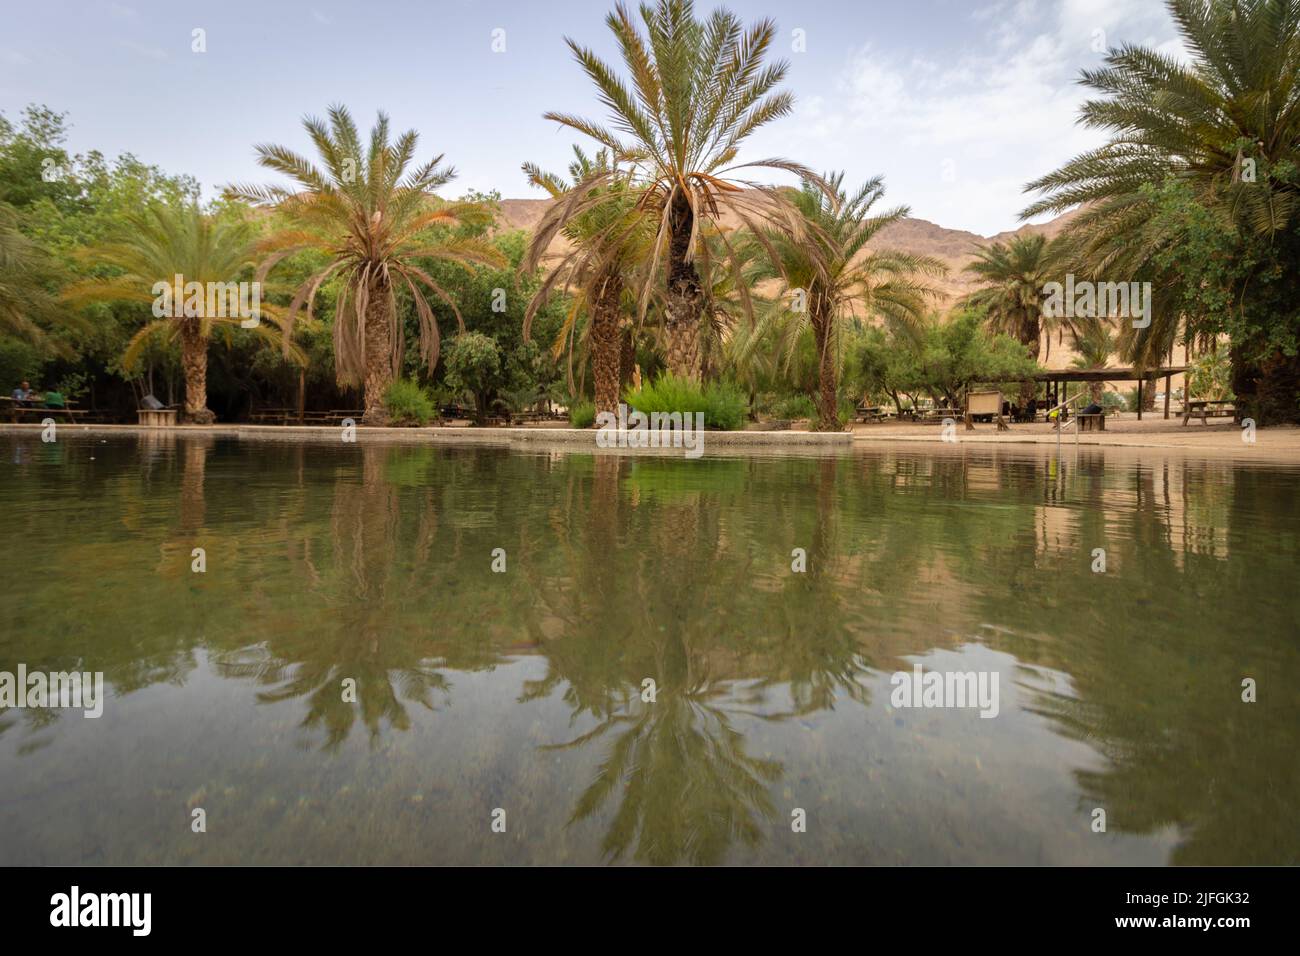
[1050,391,1089,449]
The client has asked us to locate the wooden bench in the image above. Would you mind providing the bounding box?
[1182,400,1237,425]
[3,398,90,424]
[1077,412,1106,432]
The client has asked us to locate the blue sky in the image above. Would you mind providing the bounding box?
[0,0,1183,234]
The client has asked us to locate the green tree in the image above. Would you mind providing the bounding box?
[543,0,815,378]
[523,147,650,416]
[444,331,505,424]
[746,173,945,429]
[63,203,297,422]
[1022,0,1300,423]
[962,234,1057,403]
[228,105,505,423]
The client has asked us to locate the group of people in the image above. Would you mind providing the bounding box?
[10,381,65,408]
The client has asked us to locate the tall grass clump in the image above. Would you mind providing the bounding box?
[569,400,596,428]
[622,373,746,431]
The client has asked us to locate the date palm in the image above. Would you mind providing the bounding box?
[63,203,296,423]
[746,174,944,430]
[523,147,650,416]
[1021,0,1300,421]
[227,106,504,423]
[541,0,817,379]
[962,233,1056,404]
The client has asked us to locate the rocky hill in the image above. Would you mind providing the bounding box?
[494,195,1082,311]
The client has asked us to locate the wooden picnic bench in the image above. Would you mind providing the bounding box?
[2,397,90,424]
[854,404,884,423]
[1182,399,1237,425]
[1077,412,1106,432]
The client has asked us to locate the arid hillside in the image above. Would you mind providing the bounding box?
[495,195,1082,311]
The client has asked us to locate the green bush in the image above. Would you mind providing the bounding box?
[771,394,816,420]
[569,400,595,428]
[384,378,436,426]
[622,373,746,430]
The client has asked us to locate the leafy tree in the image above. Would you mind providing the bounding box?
[1022,0,1300,422]
[0,202,66,349]
[443,331,505,423]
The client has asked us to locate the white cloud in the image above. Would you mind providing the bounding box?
[768,0,1179,233]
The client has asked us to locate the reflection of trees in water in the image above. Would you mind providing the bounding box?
[213,445,464,750]
[964,453,1300,865]
[6,436,1297,864]
[508,452,883,862]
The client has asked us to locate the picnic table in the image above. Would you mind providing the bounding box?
[854,404,884,423]
[2,396,89,424]
[1182,399,1237,426]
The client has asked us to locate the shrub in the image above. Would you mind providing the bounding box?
[569,400,595,428]
[771,394,816,420]
[622,373,746,430]
[384,378,436,426]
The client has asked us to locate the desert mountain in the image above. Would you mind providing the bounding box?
[495,195,1082,311]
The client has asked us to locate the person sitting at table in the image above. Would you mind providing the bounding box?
[11,380,33,402]
[1081,402,1103,416]
[41,389,66,409]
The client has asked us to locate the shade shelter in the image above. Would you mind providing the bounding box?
[1033,366,1188,420]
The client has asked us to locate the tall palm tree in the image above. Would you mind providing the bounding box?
[64,203,295,423]
[962,233,1055,403]
[227,106,505,423]
[522,146,649,416]
[1021,0,1300,422]
[747,174,944,430]
[540,0,817,379]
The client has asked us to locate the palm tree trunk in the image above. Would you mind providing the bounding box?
[813,309,840,431]
[1018,319,1041,407]
[362,279,394,425]
[619,326,636,388]
[590,274,623,417]
[179,319,215,424]
[663,190,702,379]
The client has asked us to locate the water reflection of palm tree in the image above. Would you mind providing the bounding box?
[517,453,876,862]
[214,445,479,749]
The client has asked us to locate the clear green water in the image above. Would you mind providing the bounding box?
[1,434,1297,865]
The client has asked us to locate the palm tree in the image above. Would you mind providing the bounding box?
[522,147,649,416]
[1021,0,1300,422]
[64,203,295,423]
[1070,321,1116,404]
[747,174,944,430]
[540,0,817,378]
[0,201,68,350]
[962,233,1055,404]
[227,106,504,423]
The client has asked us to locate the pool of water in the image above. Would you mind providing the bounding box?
[1,434,1297,864]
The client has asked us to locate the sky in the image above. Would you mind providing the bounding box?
[0,0,1185,235]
